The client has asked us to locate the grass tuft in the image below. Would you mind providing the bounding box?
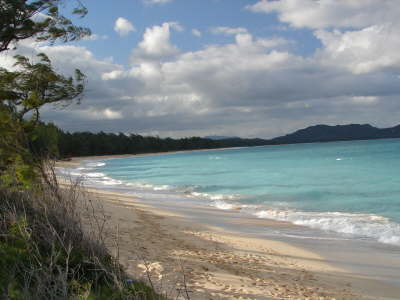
[0,162,167,299]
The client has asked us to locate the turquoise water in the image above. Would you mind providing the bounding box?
[62,139,400,246]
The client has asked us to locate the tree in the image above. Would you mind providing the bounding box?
[0,0,90,52]
[0,53,85,122]
[0,0,90,187]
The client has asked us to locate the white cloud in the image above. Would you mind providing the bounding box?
[0,39,43,70]
[211,26,248,35]
[248,0,400,75]
[83,34,108,41]
[131,22,180,62]
[210,27,266,49]
[114,17,135,36]
[192,29,202,37]
[131,61,163,84]
[315,25,400,74]
[38,45,122,79]
[247,0,400,29]
[101,70,125,80]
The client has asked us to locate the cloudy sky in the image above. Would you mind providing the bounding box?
[2,0,400,138]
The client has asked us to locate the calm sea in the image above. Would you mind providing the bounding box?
[61,139,400,246]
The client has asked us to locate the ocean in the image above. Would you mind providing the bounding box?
[60,138,400,247]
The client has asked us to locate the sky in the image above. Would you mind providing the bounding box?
[2,0,400,138]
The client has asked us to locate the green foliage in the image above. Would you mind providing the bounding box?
[56,131,220,157]
[1,53,86,121]
[55,129,270,158]
[0,0,90,52]
[0,218,35,298]
[0,54,85,187]
[0,0,88,188]
[30,122,60,158]
[0,114,37,188]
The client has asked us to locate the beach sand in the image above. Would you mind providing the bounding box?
[57,156,400,300]
[56,148,237,168]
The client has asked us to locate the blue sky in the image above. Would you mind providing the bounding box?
[2,0,400,138]
[73,0,320,64]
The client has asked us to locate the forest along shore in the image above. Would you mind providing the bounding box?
[57,156,400,300]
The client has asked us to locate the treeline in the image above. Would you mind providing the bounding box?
[34,123,400,159]
[58,131,220,157]
[33,123,270,158]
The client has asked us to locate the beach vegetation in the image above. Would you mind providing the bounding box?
[0,1,166,298]
[0,0,89,188]
[0,175,168,299]
[0,53,85,187]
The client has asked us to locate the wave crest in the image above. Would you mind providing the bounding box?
[255,209,400,246]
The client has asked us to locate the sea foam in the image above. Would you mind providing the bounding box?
[255,209,400,246]
[86,162,106,167]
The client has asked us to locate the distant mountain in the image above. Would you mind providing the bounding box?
[206,124,400,147]
[268,124,400,145]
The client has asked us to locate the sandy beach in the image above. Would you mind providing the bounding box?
[57,155,400,300]
[56,148,238,168]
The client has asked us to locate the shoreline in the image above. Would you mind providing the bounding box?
[72,185,400,300]
[56,155,400,299]
[56,148,244,168]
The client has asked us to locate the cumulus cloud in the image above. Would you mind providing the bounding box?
[246,0,399,29]
[314,25,400,74]
[114,17,135,36]
[131,22,180,62]
[248,0,400,75]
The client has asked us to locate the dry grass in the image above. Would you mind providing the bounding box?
[0,161,169,299]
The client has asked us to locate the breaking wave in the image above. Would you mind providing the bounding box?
[254,209,400,246]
